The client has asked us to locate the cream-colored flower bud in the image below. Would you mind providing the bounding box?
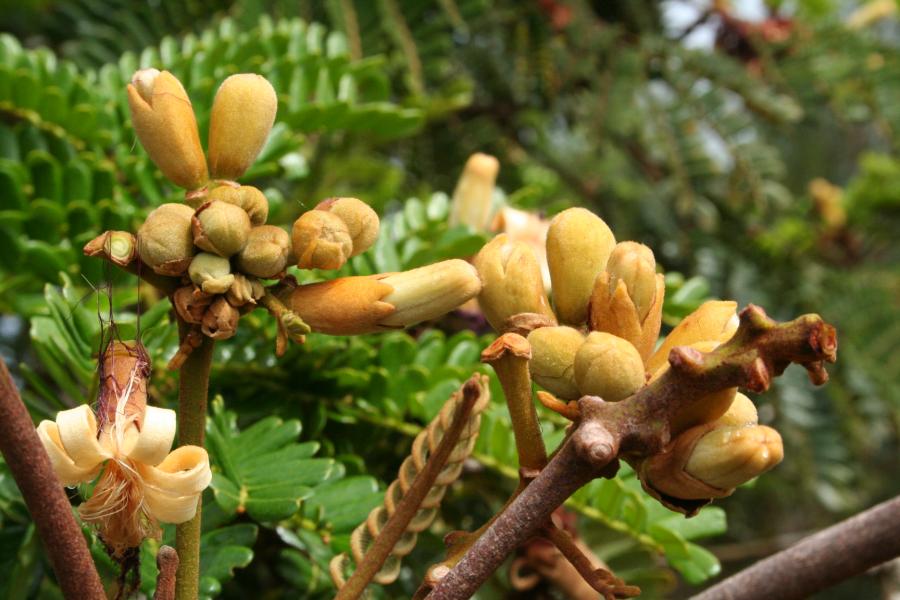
[546,208,616,325]
[473,234,556,332]
[712,393,758,428]
[201,297,239,340]
[192,200,252,257]
[646,301,739,374]
[449,153,500,230]
[188,253,234,294]
[127,70,207,190]
[685,425,783,490]
[527,326,585,399]
[574,332,645,401]
[208,74,277,180]
[316,198,379,257]
[605,242,657,322]
[280,260,481,335]
[291,210,353,270]
[236,225,290,278]
[208,184,269,225]
[137,203,196,275]
[173,285,214,324]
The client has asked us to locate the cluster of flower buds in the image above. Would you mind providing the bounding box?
[35,341,211,555]
[110,69,483,356]
[473,206,784,507]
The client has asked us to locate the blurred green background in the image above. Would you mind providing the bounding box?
[0,0,897,598]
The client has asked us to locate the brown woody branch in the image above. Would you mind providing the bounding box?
[691,495,900,600]
[0,358,106,599]
[426,306,837,600]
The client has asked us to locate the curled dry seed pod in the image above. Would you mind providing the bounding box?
[201,297,240,340]
[127,69,207,190]
[330,375,490,589]
[83,230,136,267]
[279,260,481,335]
[192,200,252,257]
[589,241,665,361]
[645,300,739,374]
[573,332,645,402]
[173,285,214,324]
[236,225,290,278]
[188,253,234,294]
[316,197,380,257]
[449,152,500,230]
[208,74,277,180]
[472,234,556,333]
[546,208,616,325]
[208,184,269,225]
[137,203,196,275]
[291,210,353,270]
[226,273,259,307]
[527,326,584,399]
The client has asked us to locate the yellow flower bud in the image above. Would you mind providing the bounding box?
[449,153,500,230]
[291,210,353,270]
[605,242,657,322]
[236,225,290,278]
[192,200,252,258]
[207,184,269,225]
[546,208,616,325]
[208,74,277,180]
[685,425,783,490]
[137,203,196,276]
[316,197,380,257]
[188,252,234,294]
[527,326,585,399]
[201,297,240,340]
[280,260,481,335]
[127,70,207,190]
[472,234,556,332]
[646,301,739,374]
[712,393,758,428]
[574,332,645,401]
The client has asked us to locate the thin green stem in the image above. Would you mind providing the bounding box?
[175,329,214,600]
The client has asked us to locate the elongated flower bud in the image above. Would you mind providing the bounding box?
[449,153,500,230]
[605,242,657,322]
[292,210,353,270]
[685,425,783,490]
[527,326,584,399]
[208,184,269,225]
[137,203,196,275]
[208,74,277,180]
[236,225,290,278]
[280,260,481,335]
[188,253,234,294]
[546,208,616,325]
[473,234,556,332]
[127,70,207,189]
[192,200,252,258]
[646,301,739,374]
[574,332,645,401]
[316,197,380,257]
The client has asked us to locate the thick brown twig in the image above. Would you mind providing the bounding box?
[154,546,179,600]
[0,358,106,599]
[427,306,837,599]
[544,524,640,599]
[691,495,900,600]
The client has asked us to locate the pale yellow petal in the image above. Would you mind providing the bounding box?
[124,406,176,466]
[144,490,202,524]
[139,445,212,524]
[646,300,738,373]
[36,421,101,486]
[56,405,110,468]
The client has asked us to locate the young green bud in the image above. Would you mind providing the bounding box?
[207,184,269,225]
[201,297,240,340]
[208,74,277,180]
[291,210,353,270]
[316,198,380,257]
[137,203,196,275]
[605,242,657,322]
[188,252,234,294]
[473,234,556,332]
[127,70,207,190]
[527,326,585,399]
[449,153,500,230]
[573,332,645,401]
[685,425,783,490]
[379,260,482,327]
[192,200,252,257]
[645,301,739,374]
[235,225,290,278]
[546,208,616,325]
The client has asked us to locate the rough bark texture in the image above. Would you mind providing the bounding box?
[691,495,900,600]
[0,358,106,599]
[154,546,180,600]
